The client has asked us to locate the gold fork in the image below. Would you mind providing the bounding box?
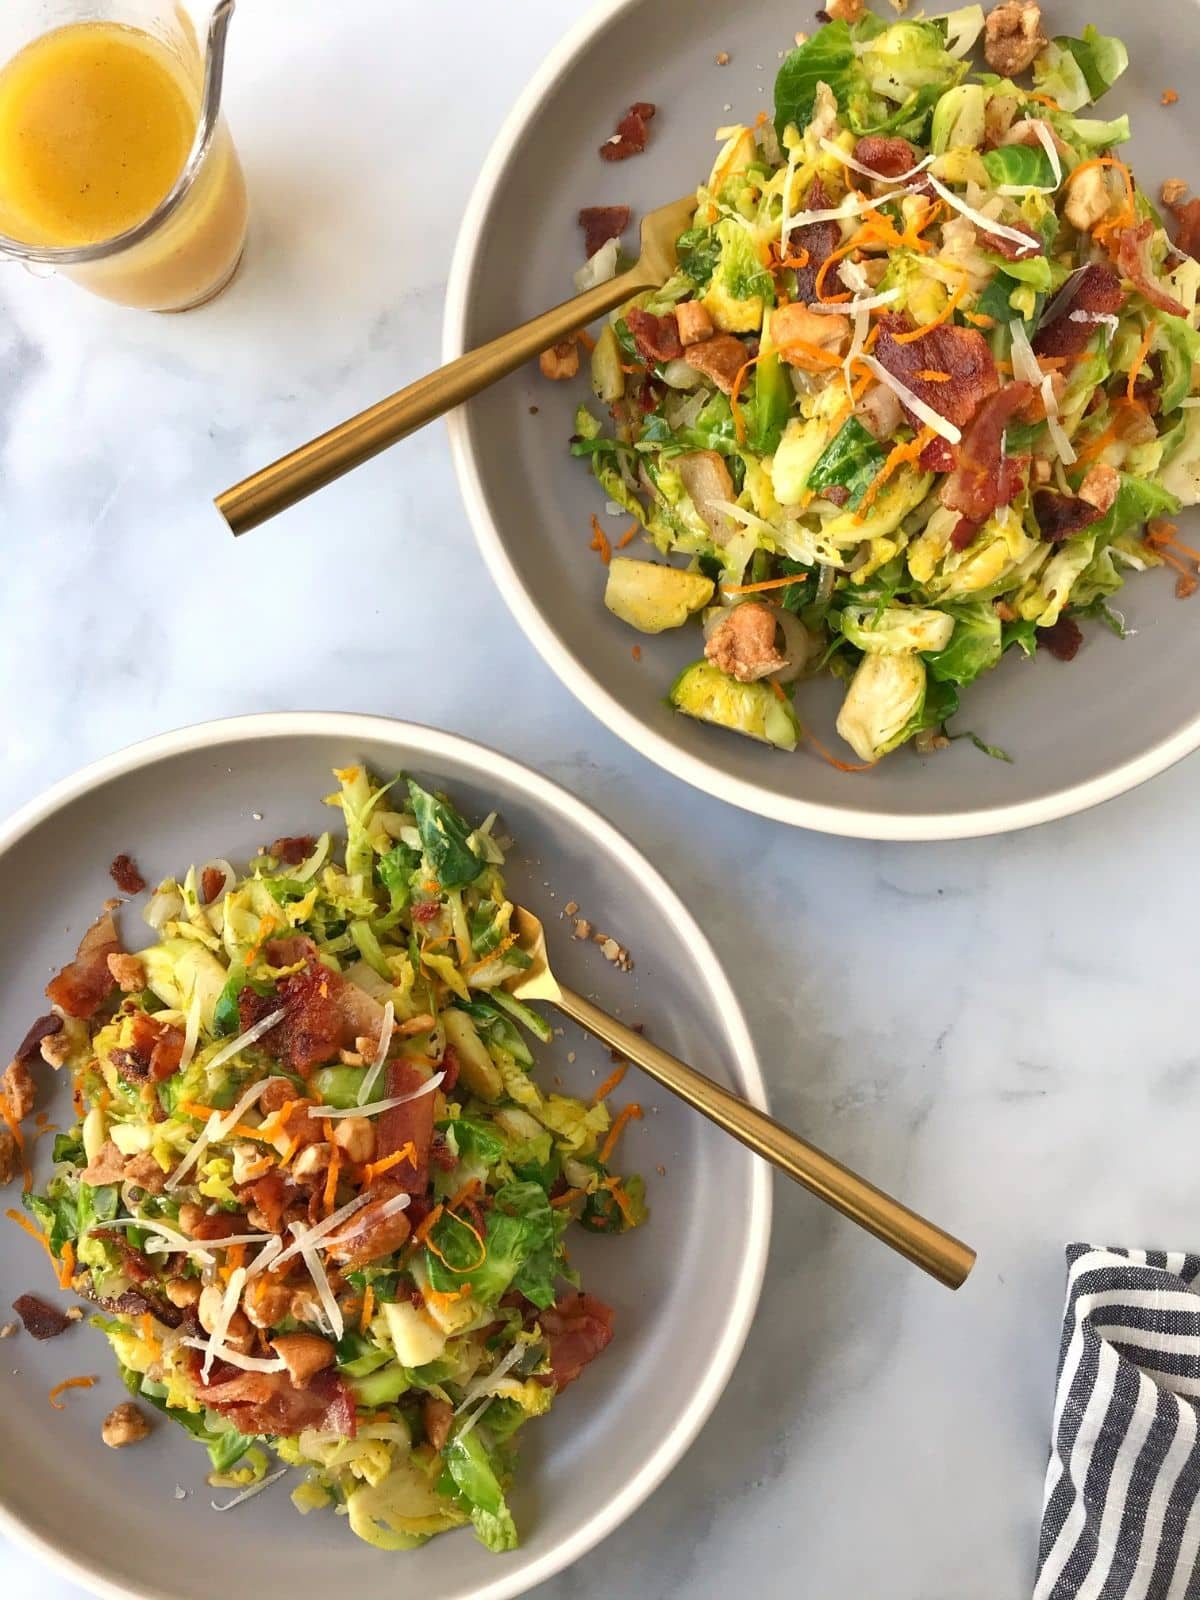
[215,195,698,536]
[508,905,976,1291]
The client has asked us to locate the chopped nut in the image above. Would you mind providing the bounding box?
[271,1331,335,1387]
[82,1140,126,1187]
[102,1401,152,1448]
[1162,178,1189,208]
[1079,463,1120,515]
[0,1130,18,1188]
[983,0,1047,77]
[40,1029,72,1068]
[106,952,146,993]
[715,49,730,65]
[794,30,809,46]
[338,1048,365,1066]
[0,1322,17,1338]
[539,339,580,381]
[572,918,593,941]
[2,1058,35,1123]
[165,1278,201,1308]
[65,1306,84,1322]
[601,938,622,963]
[331,1116,375,1165]
[231,1142,274,1186]
[122,1152,168,1194]
[1064,162,1113,232]
[825,0,864,19]
[292,1141,333,1181]
[563,901,579,918]
[656,1164,667,1177]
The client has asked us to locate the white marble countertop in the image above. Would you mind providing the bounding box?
[3,2,1199,1596]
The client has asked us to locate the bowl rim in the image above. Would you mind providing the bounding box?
[0,710,771,1600]
[442,0,1200,841]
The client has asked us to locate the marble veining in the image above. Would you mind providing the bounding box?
[4,3,1200,1597]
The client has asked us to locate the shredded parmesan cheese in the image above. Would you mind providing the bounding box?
[356,1000,395,1106]
[211,1466,290,1512]
[181,1337,288,1374]
[809,286,902,316]
[269,1192,373,1268]
[166,1069,287,1192]
[205,1008,288,1075]
[200,1265,248,1380]
[287,1221,344,1340]
[90,1216,218,1263]
[925,175,1040,257]
[786,179,930,229]
[178,992,202,1075]
[454,1341,527,1413]
[309,1071,445,1120]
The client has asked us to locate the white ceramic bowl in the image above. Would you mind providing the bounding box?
[0,713,769,1600]
[445,0,1200,839]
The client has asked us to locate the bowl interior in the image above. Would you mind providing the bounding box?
[449,0,1200,835]
[0,720,766,1600]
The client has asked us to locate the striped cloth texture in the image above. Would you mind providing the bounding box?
[1035,1246,1200,1600]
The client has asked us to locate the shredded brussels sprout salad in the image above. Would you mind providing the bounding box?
[573,4,1200,766]
[23,768,645,1552]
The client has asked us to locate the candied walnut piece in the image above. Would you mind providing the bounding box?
[101,1401,152,1448]
[984,1,1047,77]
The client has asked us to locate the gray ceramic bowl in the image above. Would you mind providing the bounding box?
[445,0,1200,839]
[0,714,769,1600]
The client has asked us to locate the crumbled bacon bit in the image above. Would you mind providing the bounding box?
[600,102,656,163]
[270,835,314,867]
[1032,490,1104,543]
[200,866,224,904]
[239,961,342,1075]
[110,1010,185,1085]
[12,1293,71,1340]
[45,910,122,1020]
[533,1292,614,1390]
[681,333,748,395]
[1112,221,1188,318]
[1040,617,1083,662]
[982,220,1043,262]
[109,854,146,895]
[624,308,682,364]
[1168,196,1200,264]
[787,177,844,304]
[1033,263,1125,359]
[920,437,957,474]
[852,136,918,179]
[13,1014,62,1066]
[875,313,999,431]
[579,205,630,258]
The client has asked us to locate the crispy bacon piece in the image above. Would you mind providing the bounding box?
[624,308,682,364]
[1040,616,1084,662]
[875,313,999,431]
[1032,490,1104,543]
[12,1293,71,1340]
[270,835,314,867]
[1032,264,1125,360]
[374,1059,435,1195]
[1169,197,1200,263]
[110,1011,185,1086]
[91,1281,192,1331]
[1112,220,1188,318]
[109,854,146,894]
[950,516,985,553]
[787,176,844,304]
[982,220,1043,262]
[114,1239,157,1283]
[440,1043,461,1096]
[193,1356,356,1439]
[535,1292,614,1391]
[199,866,224,905]
[941,384,1034,524]
[239,963,341,1076]
[852,136,918,179]
[579,204,630,258]
[13,1014,61,1065]
[600,101,656,163]
[920,437,957,474]
[681,333,748,395]
[186,1208,251,1242]
[45,910,122,1019]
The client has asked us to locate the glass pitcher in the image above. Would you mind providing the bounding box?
[0,0,247,311]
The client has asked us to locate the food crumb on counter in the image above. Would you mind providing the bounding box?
[572,918,593,941]
[564,900,579,916]
[656,1164,667,1177]
[567,1051,576,1064]
[109,853,146,894]
[715,50,730,65]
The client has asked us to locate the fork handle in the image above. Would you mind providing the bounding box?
[215,267,654,536]
[555,984,975,1291]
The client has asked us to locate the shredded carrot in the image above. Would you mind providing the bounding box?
[1023,91,1062,111]
[1148,519,1200,564]
[322,1145,341,1213]
[815,239,859,303]
[1127,324,1156,403]
[34,1112,50,1130]
[551,1187,586,1209]
[575,328,596,352]
[57,1240,76,1290]
[916,370,952,383]
[243,913,279,968]
[226,1243,246,1273]
[805,730,878,774]
[591,1062,628,1105]
[774,337,844,369]
[5,1207,56,1270]
[770,681,789,704]
[425,1212,487,1273]
[589,514,612,564]
[363,1144,417,1184]
[961,311,996,329]
[1163,89,1180,107]
[722,572,808,597]
[359,1284,375,1334]
[631,644,642,662]
[598,1103,643,1167]
[464,934,516,977]
[48,1375,97,1410]
[413,1203,444,1247]
[1072,157,1136,241]
[447,1177,481,1214]
[1,1104,31,1193]
[615,522,638,550]
[139,1313,154,1340]
[892,283,967,342]
[605,1178,639,1228]
[854,427,935,520]
[424,1285,470,1311]
[278,1138,298,1168]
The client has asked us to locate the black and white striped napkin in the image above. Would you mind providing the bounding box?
[1035,1246,1200,1600]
